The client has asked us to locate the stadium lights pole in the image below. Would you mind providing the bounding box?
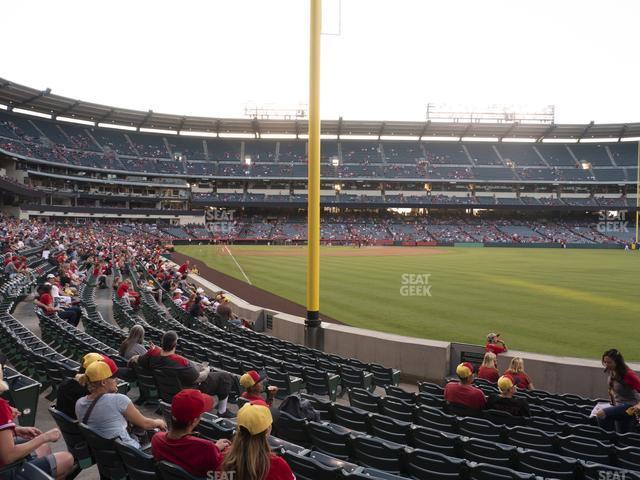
[306,0,322,339]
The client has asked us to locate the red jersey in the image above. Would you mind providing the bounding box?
[444,382,486,410]
[116,283,129,298]
[503,371,532,390]
[477,366,499,383]
[241,392,269,407]
[218,455,294,480]
[485,343,507,355]
[0,398,16,467]
[178,263,188,274]
[147,346,189,367]
[152,432,222,478]
[39,293,53,307]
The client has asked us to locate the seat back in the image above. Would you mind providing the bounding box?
[332,404,370,432]
[410,425,458,456]
[351,436,405,473]
[379,396,414,423]
[516,449,578,480]
[406,448,467,480]
[347,387,380,413]
[368,413,411,445]
[307,421,352,460]
[369,363,400,387]
[557,435,613,464]
[152,368,183,403]
[275,411,310,447]
[14,463,53,480]
[48,405,93,469]
[468,463,537,480]
[156,461,201,480]
[78,423,127,480]
[283,450,342,480]
[114,438,157,480]
[414,405,457,434]
[459,437,517,469]
[133,364,159,403]
[457,417,503,443]
[505,426,556,453]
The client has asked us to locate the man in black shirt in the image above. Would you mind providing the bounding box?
[486,375,531,417]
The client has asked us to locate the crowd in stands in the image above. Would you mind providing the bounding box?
[0,214,638,479]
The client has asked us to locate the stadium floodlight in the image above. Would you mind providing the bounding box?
[619,137,640,142]
[98,122,136,131]
[12,108,51,119]
[460,137,499,142]
[579,138,618,143]
[334,183,341,192]
[244,156,252,166]
[0,104,7,110]
[501,137,537,143]
[140,127,177,135]
[331,157,340,167]
[423,183,431,191]
[56,116,95,126]
[541,138,579,143]
[505,159,516,168]
[581,161,592,170]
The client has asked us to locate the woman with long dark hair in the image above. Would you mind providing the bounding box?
[119,325,147,360]
[596,349,640,433]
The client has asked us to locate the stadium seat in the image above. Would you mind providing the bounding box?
[151,368,183,403]
[384,385,416,404]
[368,413,412,445]
[282,450,342,480]
[505,426,556,453]
[132,364,159,405]
[617,432,640,449]
[1,367,41,426]
[516,449,579,480]
[48,405,93,469]
[275,411,311,447]
[457,417,504,443]
[114,438,157,480]
[405,448,468,480]
[348,387,380,413]
[369,364,401,388]
[351,436,405,474]
[557,435,614,465]
[482,409,526,427]
[459,437,517,469]
[468,463,537,480]
[410,425,459,456]
[78,423,128,480]
[299,392,332,421]
[342,467,407,480]
[303,367,340,402]
[414,405,457,434]
[416,392,446,409]
[15,463,54,480]
[156,461,201,480]
[307,421,353,460]
[614,445,640,471]
[332,404,371,432]
[527,416,569,435]
[340,365,375,394]
[196,416,236,441]
[569,423,615,442]
[379,396,414,423]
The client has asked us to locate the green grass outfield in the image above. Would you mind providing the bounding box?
[176,245,640,361]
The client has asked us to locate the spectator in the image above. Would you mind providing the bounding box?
[477,352,499,383]
[152,389,231,478]
[240,371,278,407]
[486,376,531,416]
[56,352,116,419]
[118,325,148,361]
[596,349,640,433]
[136,331,236,418]
[503,358,534,391]
[219,403,294,480]
[33,284,80,327]
[443,362,486,412]
[0,367,74,480]
[485,332,508,355]
[217,301,240,327]
[75,359,166,448]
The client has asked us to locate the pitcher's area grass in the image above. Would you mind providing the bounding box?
[176,245,640,361]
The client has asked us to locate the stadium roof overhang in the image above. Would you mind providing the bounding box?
[2,78,640,141]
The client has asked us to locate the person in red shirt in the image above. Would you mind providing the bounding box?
[240,371,278,407]
[152,389,231,478]
[503,357,534,390]
[477,352,499,383]
[219,403,295,480]
[485,332,508,355]
[0,368,74,479]
[444,362,487,412]
[178,260,190,275]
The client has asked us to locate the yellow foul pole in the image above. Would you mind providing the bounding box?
[307,0,321,327]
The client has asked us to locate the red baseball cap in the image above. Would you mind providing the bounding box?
[172,389,214,424]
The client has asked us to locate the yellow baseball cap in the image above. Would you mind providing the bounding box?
[85,360,118,382]
[237,403,272,435]
[456,362,474,380]
[82,352,104,369]
[497,376,514,392]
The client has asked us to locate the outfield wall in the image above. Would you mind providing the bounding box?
[184,264,637,398]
